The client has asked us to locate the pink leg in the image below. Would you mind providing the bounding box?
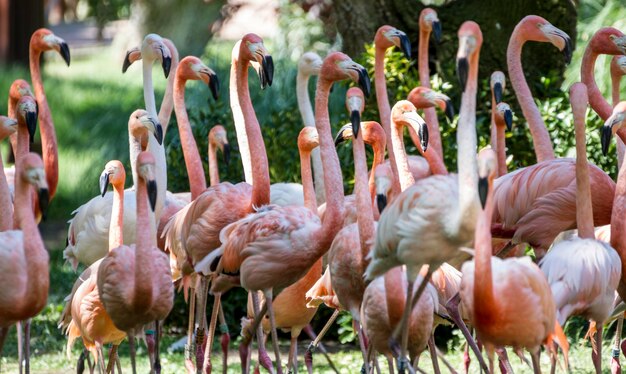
[218,304,230,374]
[613,315,624,374]
[445,293,489,372]
[105,344,119,374]
[185,287,197,374]
[17,321,23,374]
[196,278,209,371]
[304,309,340,374]
[593,324,603,374]
[202,292,222,373]
[287,334,298,373]
[463,343,470,374]
[246,291,273,374]
[24,319,30,374]
[146,325,156,373]
[427,335,441,374]
[129,334,137,374]
[356,323,370,374]
[264,289,283,374]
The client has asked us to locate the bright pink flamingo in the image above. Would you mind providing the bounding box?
[197,52,370,374]
[60,161,128,373]
[365,22,483,372]
[97,151,174,371]
[0,152,49,373]
[507,15,571,163]
[460,148,568,374]
[29,28,70,199]
[540,83,621,374]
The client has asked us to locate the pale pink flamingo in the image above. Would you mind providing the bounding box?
[365,22,483,373]
[59,161,128,373]
[417,8,444,159]
[374,25,412,196]
[507,15,571,163]
[29,28,70,199]
[0,152,49,373]
[361,268,437,373]
[460,148,567,374]
[197,52,370,374]
[540,82,620,374]
[97,151,174,370]
[489,71,513,177]
[163,34,274,373]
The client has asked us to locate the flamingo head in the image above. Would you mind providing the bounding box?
[141,34,172,78]
[129,109,163,146]
[420,8,442,43]
[298,127,319,153]
[17,96,38,143]
[477,147,497,209]
[122,46,141,73]
[321,52,371,98]
[375,166,392,213]
[602,102,626,155]
[456,21,483,92]
[345,87,365,137]
[31,29,70,66]
[99,160,126,197]
[137,151,158,212]
[518,16,572,64]
[375,25,411,60]
[588,28,626,56]
[391,100,429,152]
[240,34,274,89]
[490,71,506,104]
[494,102,513,132]
[21,152,49,220]
[298,52,323,77]
[9,80,34,103]
[178,56,220,101]
[407,87,454,120]
[0,116,18,140]
[611,55,626,77]
[209,125,230,165]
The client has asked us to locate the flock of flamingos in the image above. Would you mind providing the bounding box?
[7,6,626,374]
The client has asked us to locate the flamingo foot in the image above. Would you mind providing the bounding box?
[612,347,622,374]
[220,324,230,367]
[196,329,206,372]
[185,342,196,373]
[304,343,314,374]
[258,348,276,374]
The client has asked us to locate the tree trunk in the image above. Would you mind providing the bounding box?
[1,0,45,65]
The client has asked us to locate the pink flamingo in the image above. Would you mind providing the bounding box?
[540,82,621,374]
[365,21,483,373]
[97,151,174,371]
[610,55,626,167]
[489,71,513,177]
[0,152,49,373]
[460,148,568,374]
[507,15,571,163]
[60,160,128,373]
[198,52,370,374]
[29,28,70,199]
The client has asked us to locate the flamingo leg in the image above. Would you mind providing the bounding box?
[434,345,458,374]
[116,351,122,374]
[249,291,273,374]
[356,323,370,374]
[24,319,30,374]
[304,309,340,374]
[88,347,96,373]
[386,355,394,374]
[530,350,542,374]
[202,292,222,373]
[196,278,209,373]
[301,324,336,371]
[146,326,156,374]
[155,320,162,374]
[496,347,513,374]
[287,333,298,374]
[593,323,603,374]
[218,303,230,374]
[428,335,441,374]
[77,347,87,374]
[445,293,489,373]
[462,342,470,374]
[106,344,119,374]
[549,342,556,374]
[613,314,624,374]
[18,321,23,374]
[185,285,197,373]
[129,334,137,374]
[264,289,284,374]
[96,342,106,374]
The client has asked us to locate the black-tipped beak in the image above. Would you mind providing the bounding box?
[154,121,164,145]
[59,42,71,66]
[420,121,429,152]
[562,37,572,65]
[147,180,158,212]
[259,55,274,89]
[99,171,110,197]
[351,110,361,139]
[162,56,172,79]
[493,82,503,104]
[223,143,231,166]
[504,109,513,132]
[122,50,133,73]
[399,34,411,60]
[208,73,220,101]
[26,110,37,143]
[444,99,455,120]
[357,68,371,98]
[376,194,387,214]
[602,121,615,156]
[456,58,469,93]
[433,21,442,43]
[334,128,348,147]
[478,177,488,209]
[38,188,49,221]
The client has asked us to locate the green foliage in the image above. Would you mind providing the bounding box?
[86,0,131,35]
[336,312,356,344]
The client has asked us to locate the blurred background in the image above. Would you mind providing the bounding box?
[0,0,625,371]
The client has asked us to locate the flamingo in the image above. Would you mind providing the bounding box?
[59,161,128,373]
[365,21,483,372]
[0,152,49,373]
[610,55,626,167]
[540,82,621,374]
[5,95,38,203]
[460,148,567,374]
[297,52,324,205]
[197,51,370,374]
[489,71,513,177]
[97,151,174,370]
[29,28,70,199]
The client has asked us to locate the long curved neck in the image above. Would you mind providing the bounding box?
[29,48,59,198]
[613,149,626,299]
[230,52,253,184]
[159,40,178,134]
[384,267,405,329]
[573,100,594,239]
[495,123,507,177]
[507,29,555,163]
[299,145,317,213]
[375,46,400,195]
[128,131,143,187]
[142,58,166,218]
[314,77,345,252]
[0,150,12,230]
[391,121,415,191]
[473,179,496,323]
[582,46,611,121]
[419,28,443,158]
[353,128,375,258]
[235,54,270,209]
[297,71,325,205]
[133,176,156,306]
[16,117,30,167]
[8,97,18,156]
[109,182,124,249]
[208,141,219,187]
[174,76,207,200]
[369,137,385,209]
[611,70,626,168]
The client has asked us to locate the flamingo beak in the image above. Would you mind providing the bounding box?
[504,109,513,132]
[433,21,442,43]
[444,99,455,120]
[354,66,371,98]
[26,108,38,144]
[493,82,503,104]
[59,42,71,66]
[122,47,141,73]
[456,35,473,92]
[398,33,412,60]
[562,36,572,65]
[147,179,158,212]
[404,111,429,152]
[99,171,110,197]
[223,143,231,165]
[478,177,488,209]
[456,57,469,93]
[262,55,274,87]
[162,54,172,79]
[141,114,163,145]
[351,110,361,139]
[38,187,49,221]
[376,194,387,214]
[602,115,622,156]
[334,124,352,147]
[208,72,220,101]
